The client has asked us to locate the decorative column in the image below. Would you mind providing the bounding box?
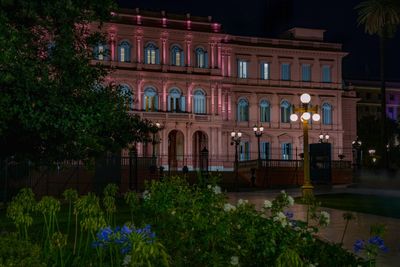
[210,42,215,68]
[161,38,167,65]
[227,54,231,77]
[136,35,142,63]
[211,84,215,115]
[217,86,222,115]
[109,31,116,61]
[162,80,167,111]
[228,93,232,120]
[137,78,143,110]
[221,55,226,76]
[217,44,222,69]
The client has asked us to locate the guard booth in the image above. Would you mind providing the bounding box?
[310,143,331,184]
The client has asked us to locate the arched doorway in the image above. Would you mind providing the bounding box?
[192,131,208,170]
[168,130,184,171]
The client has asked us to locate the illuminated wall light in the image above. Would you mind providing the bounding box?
[137,15,142,25]
[186,20,191,30]
[162,17,167,27]
[212,23,220,32]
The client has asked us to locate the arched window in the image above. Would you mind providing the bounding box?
[119,84,134,111]
[93,43,108,60]
[260,100,270,122]
[195,47,208,68]
[170,45,184,66]
[280,100,291,123]
[193,89,206,114]
[322,103,332,125]
[144,43,159,64]
[143,87,158,111]
[237,98,249,122]
[168,88,185,112]
[118,41,131,62]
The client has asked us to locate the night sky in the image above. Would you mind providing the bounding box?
[118,0,400,82]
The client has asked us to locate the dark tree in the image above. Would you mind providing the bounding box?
[0,0,151,163]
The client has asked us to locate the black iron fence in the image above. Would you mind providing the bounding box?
[0,155,352,202]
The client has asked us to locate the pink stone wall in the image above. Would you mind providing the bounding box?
[91,10,357,171]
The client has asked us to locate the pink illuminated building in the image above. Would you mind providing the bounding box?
[92,9,358,171]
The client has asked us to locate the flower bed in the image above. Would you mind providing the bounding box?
[2,175,369,266]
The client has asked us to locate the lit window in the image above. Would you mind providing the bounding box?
[171,45,184,66]
[168,88,185,112]
[322,103,332,125]
[195,48,208,68]
[260,100,270,122]
[118,41,131,62]
[119,84,134,111]
[143,87,158,111]
[193,90,206,114]
[237,98,249,121]
[93,44,108,60]
[144,43,160,64]
[238,60,248,79]
[280,100,291,123]
[261,62,270,80]
[282,143,292,160]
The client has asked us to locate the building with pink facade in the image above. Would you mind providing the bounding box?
[92,9,358,171]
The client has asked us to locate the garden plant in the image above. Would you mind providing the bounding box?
[1,175,371,266]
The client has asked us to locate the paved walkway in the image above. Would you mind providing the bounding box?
[227,187,400,267]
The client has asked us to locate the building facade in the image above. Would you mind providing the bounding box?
[92,9,358,171]
[348,80,400,121]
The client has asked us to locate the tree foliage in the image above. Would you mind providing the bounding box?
[0,0,151,163]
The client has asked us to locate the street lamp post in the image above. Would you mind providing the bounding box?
[352,137,362,169]
[290,93,320,198]
[253,125,264,168]
[319,133,330,143]
[230,130,242,191]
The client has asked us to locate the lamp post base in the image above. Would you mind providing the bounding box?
[301,184,314,198]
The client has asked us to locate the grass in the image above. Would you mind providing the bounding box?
[307,193,400,219]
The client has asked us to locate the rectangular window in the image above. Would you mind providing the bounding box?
[322,65,331,83]
[282,143,292,160]
[239,141,250,161]
[260,142,270,160]
[176,52,181,66]
[281,63,291,80]
[145,96,157,112]
[301,64,311,81]
[260,63,270,80]
[238,60,248,79]
[98,46,104,60]
[120,47,125,62]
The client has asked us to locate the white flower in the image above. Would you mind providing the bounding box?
[263,200,272,209]
[287,196,294,206]
[207,184,212,189]
[224,203,236,212]
[171,210,176,215]
[319,211,330,226]
[123,255,131,266]
[273,211,288,227]
[237,199,248,206]
[213,185,221,194]
[230,256,239,266]
[281,190,286,194]
[142,190,150,200]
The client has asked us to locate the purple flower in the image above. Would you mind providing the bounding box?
[97,227,113,242]
[284,211,294,220]
[353,239,365,253]
[368,236,389,253]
